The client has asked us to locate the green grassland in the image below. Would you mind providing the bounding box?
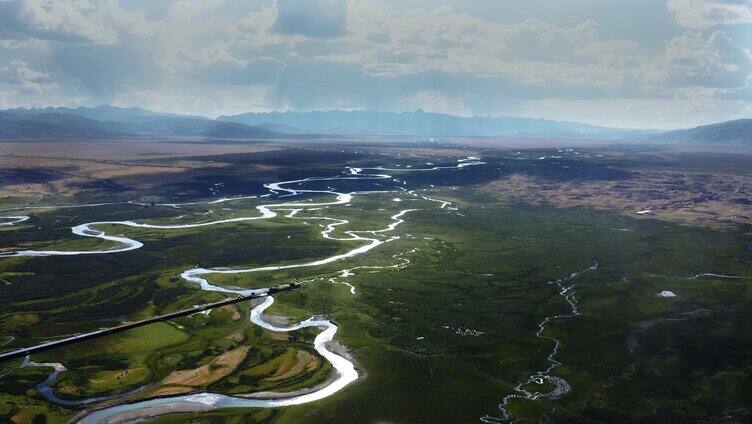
[0,146,750,423]
[254,196,751,423]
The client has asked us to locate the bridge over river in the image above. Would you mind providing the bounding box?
[0,282,299,362]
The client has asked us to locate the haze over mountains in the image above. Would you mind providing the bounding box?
[0,105,749,144]
[217,110,657,138]
[0,106,275,140]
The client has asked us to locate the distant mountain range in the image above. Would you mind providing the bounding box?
[217,109,658,139]
[0,106,276,140]
[8,105,208,123]
[0,105,749,144]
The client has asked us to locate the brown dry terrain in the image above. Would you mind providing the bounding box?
[150,346,251,396]
[0,141,282,200]
[266,350,318,382]
[483,170,752,227]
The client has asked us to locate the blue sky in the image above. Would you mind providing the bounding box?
[0,0,750,129]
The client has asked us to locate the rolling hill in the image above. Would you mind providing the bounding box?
[7,105,207,124]
[0,108,277,140]
[648,119,752,144]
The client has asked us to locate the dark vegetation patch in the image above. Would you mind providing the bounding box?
[0,169,62,184]
[70,179,124,192]
[497,157,633,181]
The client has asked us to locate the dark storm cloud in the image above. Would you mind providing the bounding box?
[272,0,348,37]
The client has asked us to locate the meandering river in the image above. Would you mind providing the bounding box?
[3,157,484,423]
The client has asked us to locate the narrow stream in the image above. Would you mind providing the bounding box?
[487,261,599,422]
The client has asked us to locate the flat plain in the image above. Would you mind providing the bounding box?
[0,137,750,423]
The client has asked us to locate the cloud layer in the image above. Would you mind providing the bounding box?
[0,0,750,128]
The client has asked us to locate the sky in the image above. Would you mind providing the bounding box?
[0,0,750,129]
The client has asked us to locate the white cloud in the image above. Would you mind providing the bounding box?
[0,0,119,44]
[653,30,752,88]
[328,2,646,96]
[147,1,257,73]
[0,60,54,93]
[668,0,752,29]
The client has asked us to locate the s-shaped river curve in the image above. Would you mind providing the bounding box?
[4,157,485,423]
